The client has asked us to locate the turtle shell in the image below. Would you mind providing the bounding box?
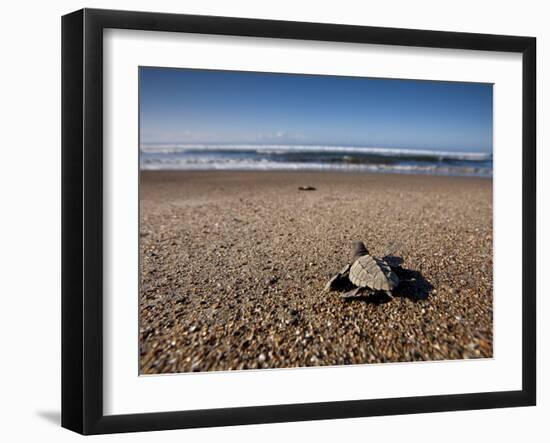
[349,255,399,291]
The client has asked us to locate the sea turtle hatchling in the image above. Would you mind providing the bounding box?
[325,241,400,299]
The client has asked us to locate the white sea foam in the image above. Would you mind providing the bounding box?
[140,143,492,162]
[140,156,492,177]
[139,143,492,177]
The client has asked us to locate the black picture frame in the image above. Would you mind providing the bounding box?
[61,8,536,435]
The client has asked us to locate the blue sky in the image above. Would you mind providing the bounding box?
[139,67,493,153]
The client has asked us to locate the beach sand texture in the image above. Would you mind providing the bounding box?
[139,171,493,374]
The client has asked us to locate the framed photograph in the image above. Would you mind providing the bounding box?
[61,8,536,434]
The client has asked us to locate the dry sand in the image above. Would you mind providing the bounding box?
[139,171,493,374]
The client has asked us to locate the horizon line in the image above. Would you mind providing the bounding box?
[140,142,492,154]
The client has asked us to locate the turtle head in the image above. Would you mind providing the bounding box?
[352,241,369,260]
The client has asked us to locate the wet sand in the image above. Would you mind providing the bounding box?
[139,171,493,374]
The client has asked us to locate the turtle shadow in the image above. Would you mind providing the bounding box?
[383,256,434,302]
[338,256,433,304]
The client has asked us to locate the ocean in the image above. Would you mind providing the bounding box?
[140,144,493,178]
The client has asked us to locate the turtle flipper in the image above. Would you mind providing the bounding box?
[325,273,340,292]
[339,263,351,275]
[340,287,377,300]
[340,287,363,300]
[382,255,404,269]
[324,264,351,291]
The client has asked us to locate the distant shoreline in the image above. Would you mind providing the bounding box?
[139,166,494,178]
[139,144,492,178]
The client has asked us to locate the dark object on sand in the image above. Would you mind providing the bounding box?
[325,241,400,299]
[298,185,316,191]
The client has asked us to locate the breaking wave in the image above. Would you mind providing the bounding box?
[140,144,492,177]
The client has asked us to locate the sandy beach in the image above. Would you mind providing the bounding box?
[139,171,493,374]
